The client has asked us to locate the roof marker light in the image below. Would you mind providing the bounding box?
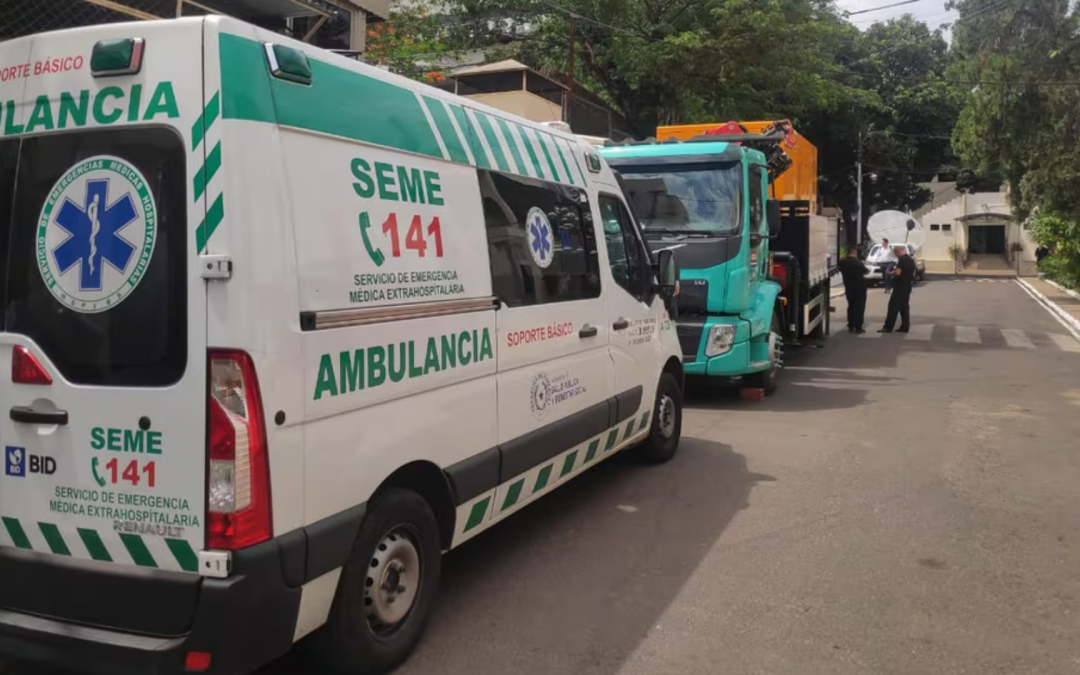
[263,43,313,86]
[91,38,145,77]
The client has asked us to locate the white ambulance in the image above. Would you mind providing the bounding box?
[0,16,684,675]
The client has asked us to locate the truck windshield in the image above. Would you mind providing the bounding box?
[616,161,743,236]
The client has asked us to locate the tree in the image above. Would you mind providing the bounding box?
[365,0,458,83]
[950,0,1080,284]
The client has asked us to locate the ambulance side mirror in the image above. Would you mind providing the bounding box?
[767,202,782,238]
[655,249,678,297]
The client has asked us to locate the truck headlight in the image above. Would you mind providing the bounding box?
[705,324,737,357]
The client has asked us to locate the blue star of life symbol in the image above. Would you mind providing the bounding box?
[52,179,138,292]
[529,213,551,262]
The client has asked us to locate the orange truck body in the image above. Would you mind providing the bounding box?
[655,121,819,208]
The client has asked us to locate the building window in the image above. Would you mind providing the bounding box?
[942,223,952,232]
[481,170,601,307]
[930,223,940,231]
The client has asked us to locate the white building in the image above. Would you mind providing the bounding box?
[915,186,1037,275]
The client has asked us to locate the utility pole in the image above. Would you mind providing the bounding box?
[564,17,575,127]
[855,129,863,252]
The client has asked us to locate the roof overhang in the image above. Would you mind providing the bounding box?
[957,212,1012,222]
[195,0,387,21]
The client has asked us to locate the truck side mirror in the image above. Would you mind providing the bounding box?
[655,249,678,297]
[767,201,781,238]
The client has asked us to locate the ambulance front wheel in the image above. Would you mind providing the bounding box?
[636,371,683,464]
[309,487,442,675]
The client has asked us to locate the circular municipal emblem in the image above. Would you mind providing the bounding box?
[36,155,157,313]
[530,372,551,418]
[525,207,554,269]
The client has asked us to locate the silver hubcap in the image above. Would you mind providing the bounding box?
[657,394,677,439]
[365,528,420,629]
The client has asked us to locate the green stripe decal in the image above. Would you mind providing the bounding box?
[584,439,601,463]
[39,523,71,556]
[638,411,651,432]
[535,131,561,182]
[3,517,31,550]
[78,528,112,562]
[191,91,220,151]
[560,450,578,477]
[121,533,157,568]
[422,96,469,164]
[534,465,553,492]
[167,539,199,573]
[220,33,442,159]
[196,194,225,253]
[464,497,490,532]
[553,139,576,185]
[449,105,490,168]
[496,118,527,174]
[564,139,587,184]
[193,141,222,201]
[502,479,525,510]
[516,124,546,178]
[604,428,619,451]
[475,113,510,172]
[623,420,636,441]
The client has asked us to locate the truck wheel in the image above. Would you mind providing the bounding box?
[635,372,683,464]
[309,488,442,675]
[748,311,783,395]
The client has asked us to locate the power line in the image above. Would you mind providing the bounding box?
[846,0,934,16]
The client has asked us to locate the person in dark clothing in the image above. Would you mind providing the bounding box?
[879,245,917,333]
[836,248,868,333]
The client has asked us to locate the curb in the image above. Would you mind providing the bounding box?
[1043,277,1080,302]
[830,288,845,299]
[1015,278,1080,341]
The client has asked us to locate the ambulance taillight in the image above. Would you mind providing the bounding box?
[207,350,272,550]
[12,346,52,385]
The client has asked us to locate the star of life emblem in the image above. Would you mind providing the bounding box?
[36,156,157,313]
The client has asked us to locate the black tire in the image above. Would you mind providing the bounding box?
[747,310,783,395]
[636,372,683,464]
[307,488,442,675]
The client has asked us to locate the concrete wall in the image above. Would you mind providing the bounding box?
[921,199,962,263]
[464,91,564,123]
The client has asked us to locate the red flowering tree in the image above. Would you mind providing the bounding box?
[364,1,452,84]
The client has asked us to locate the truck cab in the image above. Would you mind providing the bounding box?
[599,121,835,393]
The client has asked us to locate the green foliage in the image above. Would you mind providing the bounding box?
[1029,211,1080,287]
[365,0,456,83]
[949,0,1080,287]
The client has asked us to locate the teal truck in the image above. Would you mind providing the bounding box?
[599,120,837,393]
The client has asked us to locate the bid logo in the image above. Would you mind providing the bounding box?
[5,446,57,477]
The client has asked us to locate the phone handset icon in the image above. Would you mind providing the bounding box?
[91,457,107,487]
[359,212,385,267]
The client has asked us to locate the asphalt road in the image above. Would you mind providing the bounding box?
[6,275,1080,675]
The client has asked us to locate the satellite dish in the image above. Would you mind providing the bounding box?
[867,210,925,250]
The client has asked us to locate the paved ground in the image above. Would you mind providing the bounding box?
[6,275,1080,675]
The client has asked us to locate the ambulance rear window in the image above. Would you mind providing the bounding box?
[1,127,187,387]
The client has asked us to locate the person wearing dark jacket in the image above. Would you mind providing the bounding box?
[837,248,868,333]
[879,245,917,333]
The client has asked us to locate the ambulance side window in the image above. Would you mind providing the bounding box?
[480,170,601,307]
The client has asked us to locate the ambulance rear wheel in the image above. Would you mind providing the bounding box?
[309,487,442,675]
[636,372,683,464]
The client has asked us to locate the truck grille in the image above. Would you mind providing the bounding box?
[676,324,704,363]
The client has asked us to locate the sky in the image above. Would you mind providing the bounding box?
[837,0,958,37]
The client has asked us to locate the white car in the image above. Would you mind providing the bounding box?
[863,243,926,285]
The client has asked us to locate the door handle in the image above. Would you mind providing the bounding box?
[10,406,68,426]
[579,324,598,339]
[612,318,630,331]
